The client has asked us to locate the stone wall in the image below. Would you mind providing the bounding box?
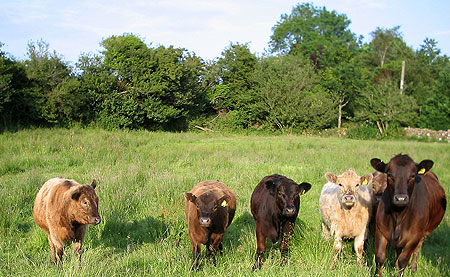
[404,127,450,142]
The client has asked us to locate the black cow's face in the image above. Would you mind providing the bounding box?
[186,192,230,227]
[266,176,311,217]
[371,155,433,207]
[71,180,101,225]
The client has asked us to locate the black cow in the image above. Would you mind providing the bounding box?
[250,174,311,270]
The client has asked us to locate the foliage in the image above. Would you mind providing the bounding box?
[252,55,336,132]
[270,3,359,69]
[355,80,417,135]
[418,66,450,130]
[85,34,205,130]
[1,3,450,134]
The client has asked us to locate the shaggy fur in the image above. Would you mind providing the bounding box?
[319,170,373,268]
[33,177,101,264]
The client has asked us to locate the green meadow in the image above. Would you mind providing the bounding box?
[0,128,448,276]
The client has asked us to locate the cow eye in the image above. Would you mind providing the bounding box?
[338,183,343,187]
[82,200,89,207]
[356,184,360,187]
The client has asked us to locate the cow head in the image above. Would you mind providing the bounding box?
[266,175,311,217]
[371,155,433,207]
[371,171,387,205]
[71,180,101,225]
[186,191,231,227]
[325,170,372,209]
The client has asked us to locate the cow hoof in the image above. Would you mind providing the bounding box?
[252,263,261,271]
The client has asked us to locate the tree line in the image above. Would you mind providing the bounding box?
[1,3,449,134]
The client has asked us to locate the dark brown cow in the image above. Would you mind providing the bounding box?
[250,174,311,270]
[371,154,446,277]
[185,180,236,270]
[33,177,101,264]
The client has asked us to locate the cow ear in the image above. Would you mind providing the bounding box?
[91,179,97,189]
[217,195,231,207]
[371,158,386,172]
[185,192,196,203]
[71,188,82,200]
[361,174,373,186]
[325,172,337,183]
[417,160,433,175]
[298,182,311,195]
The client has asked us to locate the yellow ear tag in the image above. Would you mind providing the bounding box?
[362,179,368,186]
[300,190,305,195]
[221,200,228,207]
[418,168,426,175]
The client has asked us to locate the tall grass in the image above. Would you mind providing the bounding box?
[0,128,448,276]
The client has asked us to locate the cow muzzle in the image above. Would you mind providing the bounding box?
[199,217,211,227]
[393,194,409,206]
[342,194,355,207]
[90,216,101,225]
[283,207,296,217]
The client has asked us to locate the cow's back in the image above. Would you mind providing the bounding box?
[33,178,78,233]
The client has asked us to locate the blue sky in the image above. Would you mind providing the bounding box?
[1,0,449,64]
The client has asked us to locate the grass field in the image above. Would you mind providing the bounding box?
[0,128,449,276]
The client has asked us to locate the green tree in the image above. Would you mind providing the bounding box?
[0,43,36,127]
[213,43,258,127]
[270,3,359,69]
[252,55,335,132]
[23,39,73,125]
[355,80,417,135]
[91,34,204,130]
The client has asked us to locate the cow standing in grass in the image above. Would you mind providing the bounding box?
[185,180,236,270]
[319,170,373,269]
[371,155,446,277]
[250,174,311,271]
[33,177,101,264]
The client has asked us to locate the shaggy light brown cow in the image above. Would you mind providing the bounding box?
[319,170,373,269]
[33,177,101,264]
[185,180,236,270]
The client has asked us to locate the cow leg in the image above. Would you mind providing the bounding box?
[208,233,224,266]
[73,225,87,263]
[410,238,424,273]
[252,224,266,271]
[395,243,417,277]
[330,233,343,270]
[354,231,366,265]
[374,231,388,277]
[321,221,331,240]
[48,234,64,264]
[279,221,295,266]
[190,241,201,271]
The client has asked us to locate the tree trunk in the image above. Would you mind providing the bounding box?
[337,98,349,129]
[338,105,342,129]
[376,121,383,135]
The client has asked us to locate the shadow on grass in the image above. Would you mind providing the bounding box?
[94,216,168,250]
[223,211,254,249]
